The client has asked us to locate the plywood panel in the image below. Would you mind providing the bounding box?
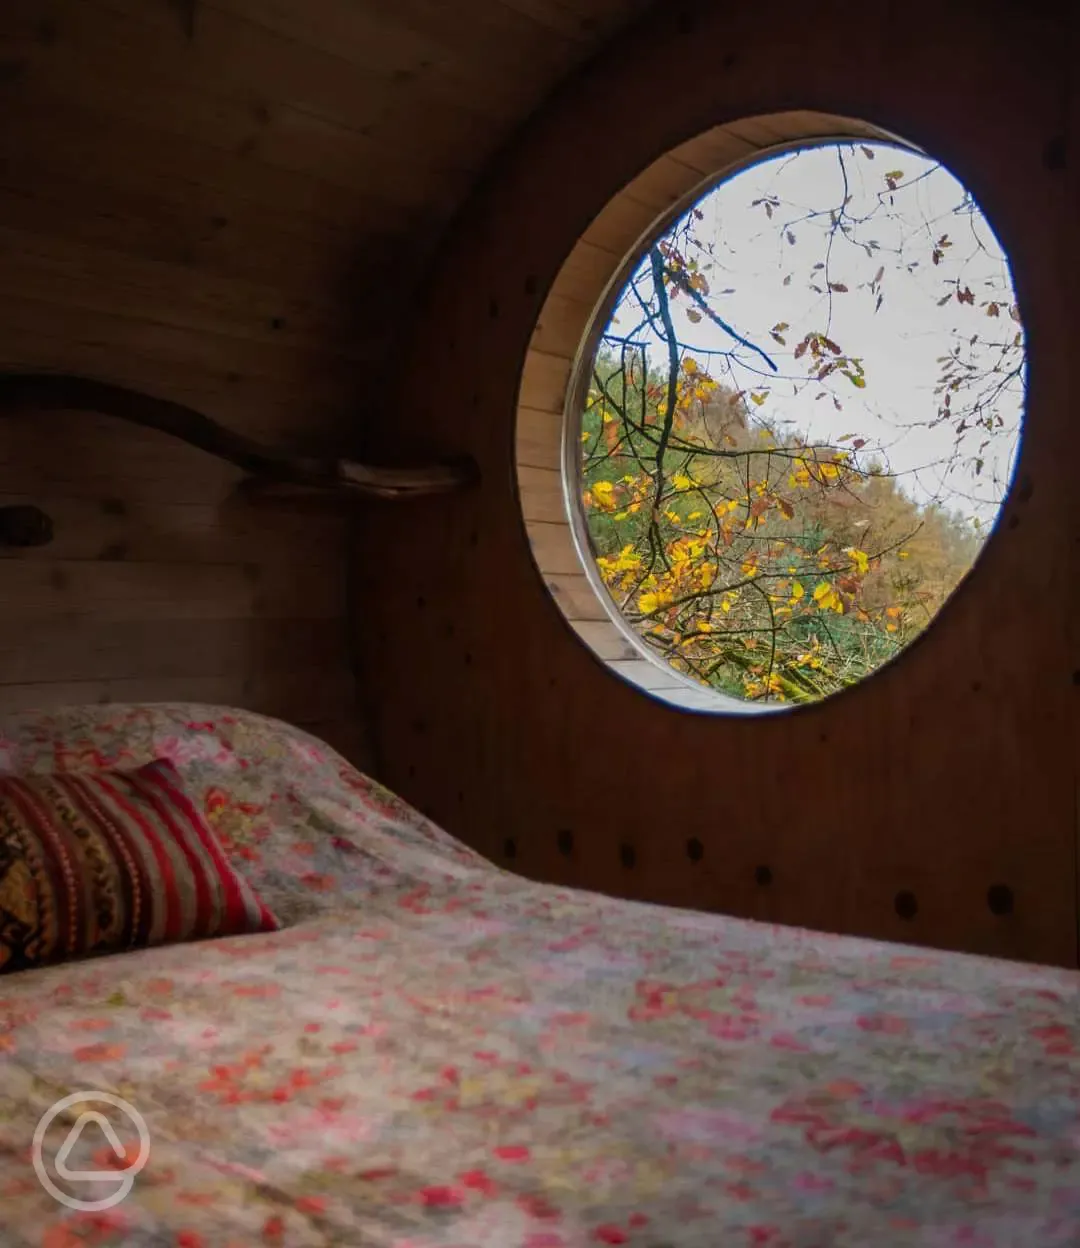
[83,0,494,150]
[0,224,373,355]
[526,521,582,576]
[515,407,563,471]
[0,618,345,684]
[0,668,352,721]
[544,572,610,621]
[355,0,1079,966]
[0,494,344,565]
[517,350,573,414]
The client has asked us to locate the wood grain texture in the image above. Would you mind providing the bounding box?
[0,0,651,758]
[355,0,1079,966]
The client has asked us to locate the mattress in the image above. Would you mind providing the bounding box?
[0,704,1077,1246]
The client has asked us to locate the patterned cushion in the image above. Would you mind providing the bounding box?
[0,759,279,974]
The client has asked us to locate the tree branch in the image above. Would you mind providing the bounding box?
[0,374,478,501]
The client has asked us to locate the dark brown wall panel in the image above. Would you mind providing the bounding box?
[0,0,650,761]
[355,0,1079,966]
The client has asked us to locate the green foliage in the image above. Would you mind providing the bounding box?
[581,348,982,705]
[573,142,1019,706]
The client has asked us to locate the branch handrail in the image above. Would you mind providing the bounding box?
[0,374,479,501]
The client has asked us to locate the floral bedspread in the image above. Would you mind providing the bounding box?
[0,704,1078,1247]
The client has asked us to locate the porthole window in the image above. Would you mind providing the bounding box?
[517,113,1025,713]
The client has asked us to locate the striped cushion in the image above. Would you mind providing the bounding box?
[0,759,279,974]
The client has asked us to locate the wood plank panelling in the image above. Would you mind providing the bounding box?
[0,0,650,758]
[355,0,1079,966]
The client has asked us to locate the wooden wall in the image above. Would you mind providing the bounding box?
[355,0,1080,966]
[0,0,650,762]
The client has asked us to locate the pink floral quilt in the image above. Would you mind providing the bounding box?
[0,704,1078,1247]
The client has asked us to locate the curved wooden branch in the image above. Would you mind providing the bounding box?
[0,374,479,501]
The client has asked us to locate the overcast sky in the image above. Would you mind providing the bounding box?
[607,141,1025,527]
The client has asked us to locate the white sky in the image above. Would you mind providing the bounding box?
[607,141,1025,526]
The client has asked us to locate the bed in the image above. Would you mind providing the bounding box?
[0,703,1077,1247]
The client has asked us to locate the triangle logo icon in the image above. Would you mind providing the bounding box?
[54,1111,129,1181]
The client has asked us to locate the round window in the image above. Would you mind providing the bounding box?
[555,134,1024,711]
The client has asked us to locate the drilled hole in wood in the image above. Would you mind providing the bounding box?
[686,837,704,863]
[416,595,426,609]
[987,884,1014,916]
[894,890,918,920]
[557,829,574,856]
[503,837,517,860]
[1043,135,1066,171]
[619,843,636,869]
[754,864,772,887]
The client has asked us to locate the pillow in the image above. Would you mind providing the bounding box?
[0,759,279,974]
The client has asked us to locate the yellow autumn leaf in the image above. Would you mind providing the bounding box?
[591,480,615,506]
[790,581,805,602]
[898,550,910,560]
[672,472,693,491]
[750,392,767,406]
[845,547,870,576]
[683,357,699,375]
[638,589,673,614]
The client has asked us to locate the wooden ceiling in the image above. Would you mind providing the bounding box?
[1,0,657,421]
[0,0,654,754]
[0,2,649,758]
